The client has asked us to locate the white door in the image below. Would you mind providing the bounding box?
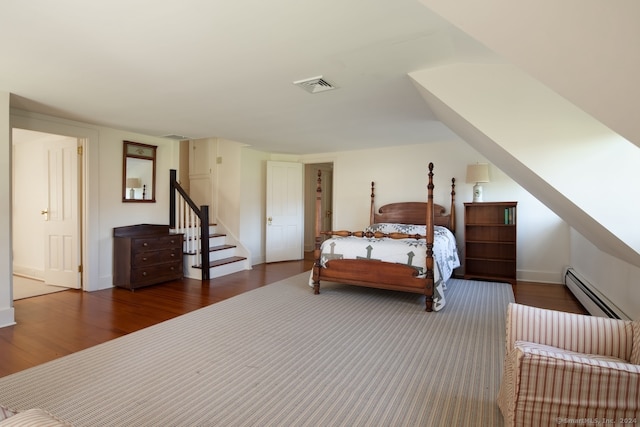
[43,138,80,288]
[266,161,303,263]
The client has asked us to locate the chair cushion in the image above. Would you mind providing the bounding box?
[508,340,640,427]
[631,320,640,365]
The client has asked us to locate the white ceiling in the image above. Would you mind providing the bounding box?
[0,0,500,154]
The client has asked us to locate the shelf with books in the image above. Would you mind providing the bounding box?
[463,202,517,286]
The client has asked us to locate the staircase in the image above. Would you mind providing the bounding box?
[183,223,249,279]
[170,169,250,281]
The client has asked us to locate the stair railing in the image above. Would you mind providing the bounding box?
[170,169,210,281]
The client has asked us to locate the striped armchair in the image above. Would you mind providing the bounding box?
[497,303,640,426]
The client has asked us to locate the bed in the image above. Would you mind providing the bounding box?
[311,162,460,311]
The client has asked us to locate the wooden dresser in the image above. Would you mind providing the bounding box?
[113,224,184,290]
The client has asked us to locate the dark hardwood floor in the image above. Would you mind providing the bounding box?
[0,255,586,378]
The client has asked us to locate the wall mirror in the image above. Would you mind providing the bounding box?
[122,141,157,203]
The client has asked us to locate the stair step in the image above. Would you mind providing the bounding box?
[210,244,236,252]
[193,256,247,269]
[184,243,236,256]
[183,232,226,242]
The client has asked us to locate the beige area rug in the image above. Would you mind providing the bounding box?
[0,272,514,427]
[12,276,69,300]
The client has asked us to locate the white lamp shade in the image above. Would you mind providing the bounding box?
[466,163,490,184]
[126,177,142,188]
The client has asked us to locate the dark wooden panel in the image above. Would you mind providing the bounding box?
[113,224,183,290]
[374,202,447,226]
[322,259,426,292]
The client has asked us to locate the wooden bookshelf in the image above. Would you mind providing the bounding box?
[464,202,517,286]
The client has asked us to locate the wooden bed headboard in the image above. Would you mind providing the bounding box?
[369,179,456,234]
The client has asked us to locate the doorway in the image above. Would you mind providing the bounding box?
[304,162,333,252]
[12,128,83,298]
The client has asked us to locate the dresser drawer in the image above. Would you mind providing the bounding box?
[133,248,181,266]
[131,235,182,252]
[131,261,183,285]
[113,225,184,290]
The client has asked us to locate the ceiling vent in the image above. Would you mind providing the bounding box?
[293,76,337,94]
[161,134,192,140]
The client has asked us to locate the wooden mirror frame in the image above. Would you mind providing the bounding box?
[122,141,157,203]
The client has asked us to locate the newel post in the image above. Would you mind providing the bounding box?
[170,169,177,228]
[200,205,210,281]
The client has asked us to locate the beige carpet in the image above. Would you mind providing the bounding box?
[12,276,69,300]
[0,272,514,426]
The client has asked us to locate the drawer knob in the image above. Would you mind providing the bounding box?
[171,253,175,257]
[142,257,147,261]
[143,242,148,247]
[142,271,147,276]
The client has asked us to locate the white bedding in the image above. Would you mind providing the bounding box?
[315,223,460,311]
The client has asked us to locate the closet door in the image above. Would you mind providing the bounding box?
[266,161,303,263]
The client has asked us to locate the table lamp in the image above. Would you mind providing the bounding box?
[466,163,489,202]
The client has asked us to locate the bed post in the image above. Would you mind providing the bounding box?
[369,182,375,225]
[312,169,323,294]
[449,177,456,234]
[425,163,435,312]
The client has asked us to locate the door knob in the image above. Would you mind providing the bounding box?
[267,216,272,226]
[41,209,49,221]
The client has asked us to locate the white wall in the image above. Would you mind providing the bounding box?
[0,91,14,327]
[302,140,569,283]
[216,139,244,236]
[9,110,179,294]
[96,126,178,289]
[570,229,640,320]
[240,148,269,264]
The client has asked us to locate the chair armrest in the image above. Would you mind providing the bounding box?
[506,343,640,425]
[504,303,633,360]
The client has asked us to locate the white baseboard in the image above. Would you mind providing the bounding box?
[95,276,114,291]
[0,307,16,328]
[12,265,44,281]
[517,269,563,284]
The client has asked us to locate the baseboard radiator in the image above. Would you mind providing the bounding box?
[563,267,628,320]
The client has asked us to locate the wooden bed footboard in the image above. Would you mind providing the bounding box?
[312,162,455,312]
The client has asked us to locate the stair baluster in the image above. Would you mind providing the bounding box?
[170,170,210,281]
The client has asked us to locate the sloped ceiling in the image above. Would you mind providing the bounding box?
[413,0,640,267]
[418,0,640,149]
